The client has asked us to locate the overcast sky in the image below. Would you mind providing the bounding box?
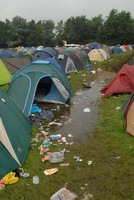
[1,0,133,23]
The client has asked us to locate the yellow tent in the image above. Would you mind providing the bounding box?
[88,49,105,61]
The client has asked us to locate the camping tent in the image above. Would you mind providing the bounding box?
[0,50,13,58]
[84,42,104,54]
[62,50,84,70]
[111,46,123,54]
[122,92,134,136]
[43,47,59,57]
[55,54,78,74]
[33,50,52,61]
[8,60,73,117]
[33,47,59,61]
[0,88,32,179]
[88,49,105,61]
[46,58,66,75]
[102,46,112,58]
[100,64,134,98]
[0,59,12,85]
[2,57,31,74]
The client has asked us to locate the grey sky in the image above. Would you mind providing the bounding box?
[1,0,133,23]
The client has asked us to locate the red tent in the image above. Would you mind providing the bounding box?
[100,64,134,98]
[123,45,131,51]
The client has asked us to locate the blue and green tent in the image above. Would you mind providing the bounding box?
[8,60,73,117]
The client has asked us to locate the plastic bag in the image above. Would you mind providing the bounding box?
[47,152,64,163]
[50,187,77,200]
[3,172,19,184]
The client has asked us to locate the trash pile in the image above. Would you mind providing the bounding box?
[31,128,79,199]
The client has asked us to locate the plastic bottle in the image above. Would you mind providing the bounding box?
[50,134,61,141]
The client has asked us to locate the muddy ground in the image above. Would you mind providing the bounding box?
[39,71,115,142]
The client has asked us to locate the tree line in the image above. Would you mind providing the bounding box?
[0,9,134,48]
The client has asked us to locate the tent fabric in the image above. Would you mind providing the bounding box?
[119,46,126,52]
[33,50,52,61]
[0,50,13,58]
[126,101,134,136]
[88,49,105,61]
[98,49,107,60]
[43,47,59,57]
[76,49,90,65]
[71,48,92,70]
[62,50,84,70]
[100,64,134,98]
[46,58,66,75]
[2,57,31,74]
[84,42,104,54]
[8,60,73,117]
[55,54,78,74]
[102,46,112,58]
[0,88,32,179]
[32,46,59,61]
[111,46,123,54]
[122,93,134,136]
[123,45,131,51]
[35,77,70,104]
[122,92,134,116]
[0,59,12,85]
[11,51,33,61]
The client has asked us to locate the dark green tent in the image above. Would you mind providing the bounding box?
[0,88,32,179]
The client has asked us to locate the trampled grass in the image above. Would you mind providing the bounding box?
[1,51,134,199]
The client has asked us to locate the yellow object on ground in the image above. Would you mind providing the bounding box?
[3,172,19,184]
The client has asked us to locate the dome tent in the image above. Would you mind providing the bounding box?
[8,60,73,117]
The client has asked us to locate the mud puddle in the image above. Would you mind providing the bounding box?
[39,77,106,142]
[53,80,103,141]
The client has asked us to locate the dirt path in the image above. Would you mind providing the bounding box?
[47,70,115,141]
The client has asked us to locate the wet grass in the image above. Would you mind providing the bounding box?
[1,51,134,199]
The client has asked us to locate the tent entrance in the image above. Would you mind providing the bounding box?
[35,76,69,104]
[35,76,52,97]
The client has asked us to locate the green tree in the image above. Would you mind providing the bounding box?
[55,20,65,46]
[62,15,90,44]
[101,9,134,45]
[41,19,55,46]
[27,20,44,47]
[7,16,29,47]
[0,19,10,48]
[88,15,104,42]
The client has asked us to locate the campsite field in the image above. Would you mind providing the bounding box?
[1,50,134,200]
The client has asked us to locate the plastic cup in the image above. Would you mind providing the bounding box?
[33,175,39,184]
